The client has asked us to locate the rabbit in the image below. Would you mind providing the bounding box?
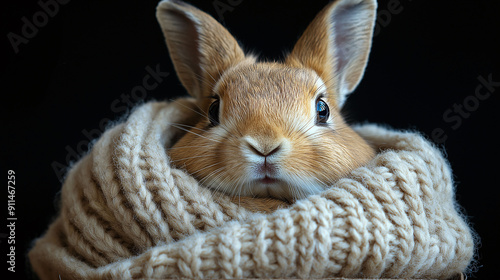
[157,0,377,213]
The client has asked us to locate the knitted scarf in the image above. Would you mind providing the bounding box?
[29,99,474,279]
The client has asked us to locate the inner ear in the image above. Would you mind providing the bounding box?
[163,9,202,96]
[330,2,374,94]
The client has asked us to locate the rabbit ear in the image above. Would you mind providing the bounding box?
[156,0,246,98]
[286,0,376,107]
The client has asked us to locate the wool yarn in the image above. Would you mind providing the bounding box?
[29,99,474,279]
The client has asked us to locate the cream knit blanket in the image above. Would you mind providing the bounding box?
[29,100,474,279]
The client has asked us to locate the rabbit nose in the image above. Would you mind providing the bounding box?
[243,136,282,158]
[247,142,281,157]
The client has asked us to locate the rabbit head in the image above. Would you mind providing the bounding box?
[157,0,377,202]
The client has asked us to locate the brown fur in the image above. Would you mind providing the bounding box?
[229,196,290,214]
[157,0,377,213]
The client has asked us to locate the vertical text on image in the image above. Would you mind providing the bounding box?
[6,170,16,273]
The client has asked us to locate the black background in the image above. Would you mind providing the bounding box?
[2,0,499,278]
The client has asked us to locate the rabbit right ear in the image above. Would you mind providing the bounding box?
[156,0,247,98]
[286,0,377,108]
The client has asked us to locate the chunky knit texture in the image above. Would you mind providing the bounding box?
[29,100,474,279]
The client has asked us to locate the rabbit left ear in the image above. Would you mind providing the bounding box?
[286,0,377,107]
[156,0,247,99]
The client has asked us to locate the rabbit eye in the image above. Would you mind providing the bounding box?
[208,100,220,126]
[316,99,330,124]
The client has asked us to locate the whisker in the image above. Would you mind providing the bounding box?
[166,145,214,151]
[210,168,236,204]
[169,154,214,163]
[170,124,222,143]
[200,65,218,86]
[170,99,208,121]
[169,122,230,140]
[186,63,217,90]
[170,100,240,142]
[198,166,226,187]
[190,162,221,176]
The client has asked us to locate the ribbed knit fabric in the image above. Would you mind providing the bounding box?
[29,99,474,279]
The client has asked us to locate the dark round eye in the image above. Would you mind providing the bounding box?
[208,99,220,126]
[316,98,330,124]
